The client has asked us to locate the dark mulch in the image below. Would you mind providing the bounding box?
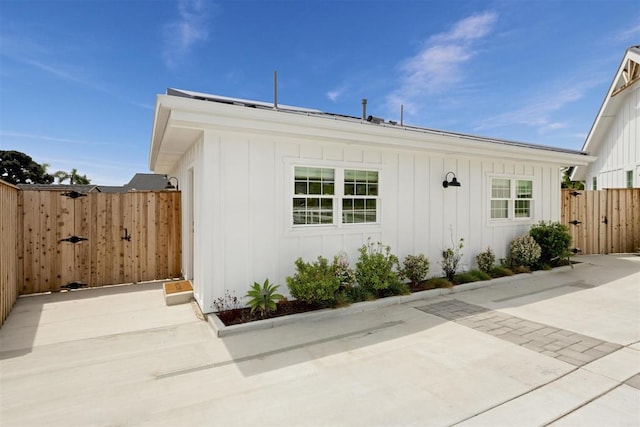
[216,299,324,326]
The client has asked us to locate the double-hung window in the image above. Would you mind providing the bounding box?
[490,177,533,220]
[293,167,335,225]
[293,166,379,226]
[343,170,378,224]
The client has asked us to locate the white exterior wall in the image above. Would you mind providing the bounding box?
[585,85,640,189]
[173,130,562,313]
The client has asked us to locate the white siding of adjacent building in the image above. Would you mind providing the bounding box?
[172,130,563,313]
[585,85,640,189]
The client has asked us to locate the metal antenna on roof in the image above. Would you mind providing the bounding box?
[274,70,278,110]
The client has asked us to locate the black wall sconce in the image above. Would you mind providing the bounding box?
[442,172,461,188]
[165,175,179,191]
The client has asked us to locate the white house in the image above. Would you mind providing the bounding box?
[572,46,640,189]
[149,88,594,313]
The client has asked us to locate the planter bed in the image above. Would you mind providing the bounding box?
[208,261,582,337]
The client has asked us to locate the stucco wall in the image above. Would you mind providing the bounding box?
[175,129,562,313]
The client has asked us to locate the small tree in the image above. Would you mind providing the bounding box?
[0,150,54,184]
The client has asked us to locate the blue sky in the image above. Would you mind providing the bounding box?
[1,0,638,185]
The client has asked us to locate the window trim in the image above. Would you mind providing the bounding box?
[288,161,382,230]
[488,175,535,222]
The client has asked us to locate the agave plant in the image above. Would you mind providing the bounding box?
[245,279,283,318]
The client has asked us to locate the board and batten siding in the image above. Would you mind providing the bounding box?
[176,129,561,313]
[586,85,639,189]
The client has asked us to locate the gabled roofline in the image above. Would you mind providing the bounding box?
[572,45,640,181]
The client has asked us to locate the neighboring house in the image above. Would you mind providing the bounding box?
[98,173,172,193]
[17,184,102,192]
[572,46,640,189]
[18,173,172,193]
[149,88,594,313]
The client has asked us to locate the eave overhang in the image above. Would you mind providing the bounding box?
[150,93,594,174]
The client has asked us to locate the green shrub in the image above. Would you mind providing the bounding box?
[529,221,572,264]
[245,279,283,318]
[334,252,356,290]
[454,269,491,284]
[508,234,541,268]
[440,238,464,281]
[401,254,430,285]
[355,240,404,297]
[286,256,341,306]
[475,247,495,274]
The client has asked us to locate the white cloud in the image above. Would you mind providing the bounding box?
[386,11,498,115]
[163,0,211,69]
[326,90,340,102]
[431,11,499,43]
[474,80,601,135]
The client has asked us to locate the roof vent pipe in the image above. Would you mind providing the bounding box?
[400,104,404,126]
[361,98,367,120]
[274,70,278,110]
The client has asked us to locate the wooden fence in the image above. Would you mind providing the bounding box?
[17,190,182,295]
[1,180,19,327]
[561,188,640,254]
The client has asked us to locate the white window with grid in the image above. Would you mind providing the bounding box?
[292,166,380,227]
[293,167,335,225]
[490,177,533,220]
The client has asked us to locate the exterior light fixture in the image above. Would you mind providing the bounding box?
[442,172,461,188]
[165,176,179,191]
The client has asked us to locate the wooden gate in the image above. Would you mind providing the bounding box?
[561,188,640,254]
[17,190,181,295]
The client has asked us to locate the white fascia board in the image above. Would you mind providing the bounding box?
[154,95,595,170]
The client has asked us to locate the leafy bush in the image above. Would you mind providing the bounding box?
[245,279,283,318]
[475,247,495,274]
[440,238,464,282]
[334,252,356,290]
[401,254,430,285]
[286,256,343,306]
[355,240,406,297]
[454,269,491,284]
[529,221,572,264]
[508,234,541,268]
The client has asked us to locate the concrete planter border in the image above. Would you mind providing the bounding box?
[207,262,583,337]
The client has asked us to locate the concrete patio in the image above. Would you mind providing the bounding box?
[1,254,638,426]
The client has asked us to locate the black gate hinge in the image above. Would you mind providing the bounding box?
[569,191,581,197]
[61,282,87,290]
[569,220,582,225]
[61,191,87,199]
[571,248,582,254]
[60,235,88,244]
